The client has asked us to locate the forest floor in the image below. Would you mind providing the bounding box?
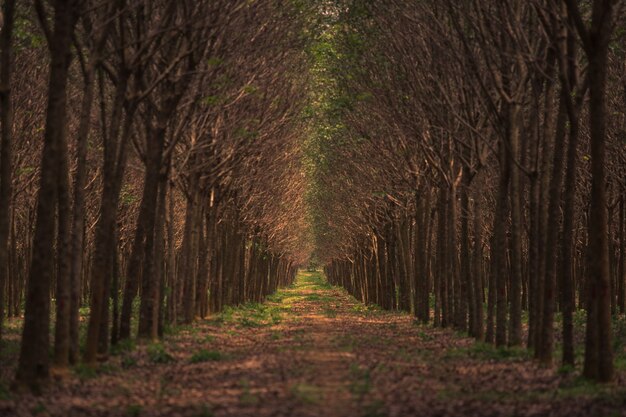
[2,271,626,417]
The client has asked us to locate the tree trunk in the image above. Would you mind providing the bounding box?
[494,140,510,347]
[539,94,568,366]
[137,125,167,339]
[53,102,72,370]
[472,184,484,341]
[69,64,95,364]
[0,0,15,346]
[508,103,523,347]
[15,0,77,391]
[576,0,616,382]
[84,90,134,365]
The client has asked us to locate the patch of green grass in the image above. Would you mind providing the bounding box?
[111,339,135,356]
[290,383,322,404]
[73,363,98,380]
[323,305,337,318]
[0,338,20,358]
[266,292,285,303]
[99,363,120,374]
[445,342,530,361]
[239,317,262,328]
[121,355,137,369]
[555,377,625,400]
[31,402,47,415]
[416,330,434,341]
[212,301,284,328]
[557,363,575,375]
[0,382,11,401]
[190,349,223,363]
[126,404,142,417]
[147,343,174,364]
[349,363,372,397]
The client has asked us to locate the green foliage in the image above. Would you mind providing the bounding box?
[214,300,284,328]
[121,355,137,369]
[202,95,221,106]
[290,383,322,404]
[445,342,529,361]
[557,364,575,375]
[14,12,45,50]
[31,403,47,415]
[73,364,98,380]
[147,343,174,364]
[126,404,143,417]
[120,185,138,206]
[111,339,135,356]
[206,57,223,67]
[190,349,223,363]
[349,363,372,397]
[0,382,11,401]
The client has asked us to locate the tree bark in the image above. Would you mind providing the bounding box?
[0,0,15,346]
[15,0,78,391]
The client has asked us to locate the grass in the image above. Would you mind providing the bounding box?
[0,382,11,401]
[290,383,322,404]
[349,363,372,397]
[445,342,530,361]
[111,338,135,356]
[213,301,284,328]
[147,343,174,364]
[73,363,99,380]
[126,404,142,417]
[190,349,223,363]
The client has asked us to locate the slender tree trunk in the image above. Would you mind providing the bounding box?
[0,0,15,346]
[68,65,96,363]
[473,185,484,341]
[53,105,72,370]
[539,95,568,366]
[494,140,510,347]
[461,170,473,336]
[137,126,166,339]
[84,96,134,365]
[534,51,558,356]
[508,104,523,347]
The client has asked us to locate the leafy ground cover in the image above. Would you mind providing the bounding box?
[1,271,625,416]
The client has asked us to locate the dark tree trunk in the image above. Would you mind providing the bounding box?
[0,0,15,345]
[539,95,568,366]
[15,0,78,391]
[508,104,523,347]
[570,0,617,383]
[494,140,510,347]
[137,125,167,339]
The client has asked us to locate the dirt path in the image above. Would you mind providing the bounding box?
[2,271,626,417]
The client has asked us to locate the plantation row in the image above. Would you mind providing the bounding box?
[315,0,626,383]
[0,0,308,392]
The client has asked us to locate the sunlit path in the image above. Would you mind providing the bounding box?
[3,271,625,416]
